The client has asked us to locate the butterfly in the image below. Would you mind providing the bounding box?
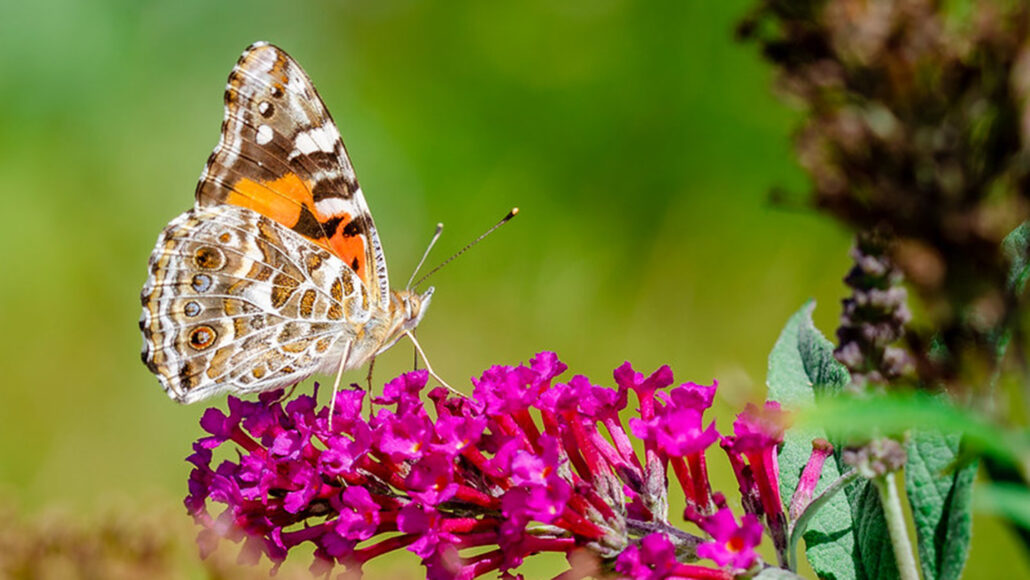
[140,41,434,404]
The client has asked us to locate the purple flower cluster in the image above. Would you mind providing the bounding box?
[185,353,821,578]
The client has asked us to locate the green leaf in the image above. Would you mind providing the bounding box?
[993,221,1030,367]
[802,395,1025,468]
[905,430,977,580]
[848,483,895,579]
[976,482,1030,530]
[767,300,846,405]
[769,301,869,580]
[796,311,850,399]
[1002,221,1030,294]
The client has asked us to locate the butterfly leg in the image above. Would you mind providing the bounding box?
[366,356,376,392]
[328,342,352,430]
[404,331,463,396]
[365,356,377,417]
[270,383,299,405]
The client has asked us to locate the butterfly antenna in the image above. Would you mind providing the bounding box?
[412,208,519,290]
[407,223,444,290]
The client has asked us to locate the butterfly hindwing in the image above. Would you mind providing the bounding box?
[140,204,373,403]
[195,41,390,309]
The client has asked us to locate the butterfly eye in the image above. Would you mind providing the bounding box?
[258,101,274,118]
[184,301,202,317]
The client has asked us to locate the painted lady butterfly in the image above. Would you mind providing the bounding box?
[140,41,433,404]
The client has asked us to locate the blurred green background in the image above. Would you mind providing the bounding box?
[0,0,1025,577]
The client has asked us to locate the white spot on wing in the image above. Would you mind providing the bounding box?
[292,125,340,156]
[256,124,273,145]
[293,132,318,156]
[287,76,303,94]
[315,197,350,216]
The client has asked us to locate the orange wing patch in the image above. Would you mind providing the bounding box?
[226,174,368,282]
[228,173,308,227]
[326,217,367,281]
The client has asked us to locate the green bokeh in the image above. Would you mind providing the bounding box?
[0,0,1023,576]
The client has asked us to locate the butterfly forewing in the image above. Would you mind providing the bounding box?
[195,41,389,308]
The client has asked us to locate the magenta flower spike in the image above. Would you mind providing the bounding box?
[722,401,791,564]
[184,353,819,578]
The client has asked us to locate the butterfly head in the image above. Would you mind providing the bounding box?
[378,286,434,354]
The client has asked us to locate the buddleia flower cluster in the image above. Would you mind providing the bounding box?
[834,230,913,391]
[185,353,832,578]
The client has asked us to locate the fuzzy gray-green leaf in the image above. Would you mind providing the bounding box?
[905,430,976,580]
[769,301,861,580]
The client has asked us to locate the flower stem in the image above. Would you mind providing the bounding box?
[625,518,703,553]
[787,468,860,572]
[872,471,920,580]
